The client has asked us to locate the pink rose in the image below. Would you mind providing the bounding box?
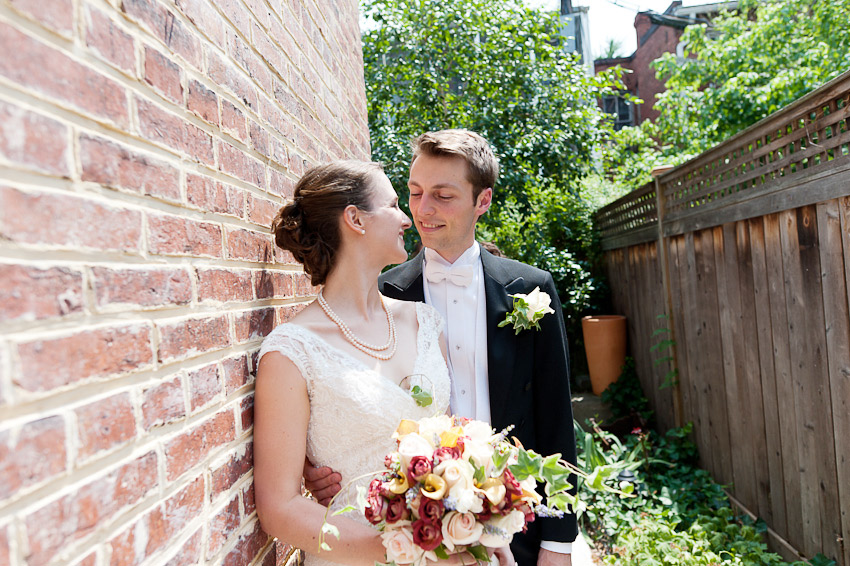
[433,446,460,464]
[386,496,409,524]
[408,455,432,482]
[412,518,443,551]
[442,511,484,548]
[382,524,423,564]
[419,497,444,522]
[365,493,388,525]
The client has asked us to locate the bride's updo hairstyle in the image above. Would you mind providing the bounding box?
[272,160,383,286]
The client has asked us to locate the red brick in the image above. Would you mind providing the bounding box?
[165,410,235,480]
[25,452,157,565]
[219,141,266,188]
[80,134,180,202]
[9,0,73,38]
[0,264,83,323]
[211,443,252,496]
[240,392,254,431]
[221,355,250,394]
[92,267,192,308]
[75,393,136,459]
[137,98,214,165]
[164,528,202,566]
[0,100,71,177]
[274,246,297,265]
[226,228,272,262]
[208,49,258,111]
[221,99,247,142]
[148,213,222,258]
[187,79,218,125]
[249,121,270,157]
[109,476,202,566]
[234,307,275,344]
[243,482,256,517]
[187,175,243,216]
[85,5,135,73]
[144,46,183,104]
[197,268,253,303]
[255,270,293,300]
[223,523,268,566]
[157,315,230,363]
[227,33,273,95]
[276,304,303,325]
[122,0,201,68]
[269,138,290,169]
[0,22,127,127]
[268,168,295,198]
[247,194,278,227]
[0,415,66,498]
[0,187,142,253]
[16,324,153,392]
[215,0,251,40]
[188,362,220,410]
[209,494,241,555]
[142,376,185,429]
[176,0,224,44]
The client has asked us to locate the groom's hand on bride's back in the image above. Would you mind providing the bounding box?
[302,457,342,506]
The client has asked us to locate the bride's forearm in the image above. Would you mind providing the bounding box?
[257,494,385,566]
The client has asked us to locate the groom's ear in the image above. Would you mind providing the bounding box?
[475,188,492,217]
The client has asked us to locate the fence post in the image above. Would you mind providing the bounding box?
[654,175,684,428]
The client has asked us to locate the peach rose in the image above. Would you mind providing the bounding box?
[441,511,484,550]
[382,523,423,565]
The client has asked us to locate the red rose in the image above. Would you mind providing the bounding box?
[419,497,444,522]
[365,492,388,525]
[477,507,493,522]
[408,455,432,482]
[385,496,409,524]
[433,446,460,464]
[412,518,443,550]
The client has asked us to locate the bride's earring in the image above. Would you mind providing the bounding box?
[360,229,366,235]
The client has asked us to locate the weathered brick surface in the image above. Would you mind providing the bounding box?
[1,0,368,562]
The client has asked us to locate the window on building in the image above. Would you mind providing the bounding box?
[602,95,635,129]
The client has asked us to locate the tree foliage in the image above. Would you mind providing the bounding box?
[361,0,624,332]
[604,0,850,192]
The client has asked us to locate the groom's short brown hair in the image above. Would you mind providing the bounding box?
[410,129,499,202]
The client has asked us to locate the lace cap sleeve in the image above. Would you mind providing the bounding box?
[415,302,445,341]
[258,324,316,389]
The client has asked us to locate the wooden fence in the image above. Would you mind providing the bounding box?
[595,69,850,565]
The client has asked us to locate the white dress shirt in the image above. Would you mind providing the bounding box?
[422,242,573,556]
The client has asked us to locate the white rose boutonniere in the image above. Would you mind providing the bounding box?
[498,286,555,334]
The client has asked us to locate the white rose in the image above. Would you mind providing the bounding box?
[462,420,495,443]
[462,437,493,469]
[433,458,475,488]
[518,287,554,319]
[417,415,453,445]
[398,432,434,471]
[449,482,484,514]
[441,511,484,550]
[381,523,424,565]
[478,510,527,548]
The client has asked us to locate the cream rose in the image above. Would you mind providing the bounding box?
[417,415,453,446]
[441,511,484,550]
[398,432,434,471]
[517,287,554,319]
[382,523,424,565]
[478,510,526,547]
[433,459,483,514]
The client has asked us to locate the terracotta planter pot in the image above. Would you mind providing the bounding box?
[581,315,627,395]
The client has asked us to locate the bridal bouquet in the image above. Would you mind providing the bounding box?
[354,415,623,565]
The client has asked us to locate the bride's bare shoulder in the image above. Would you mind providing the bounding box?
[384,297,420,323]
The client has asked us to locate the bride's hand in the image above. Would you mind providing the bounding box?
[492,546,515,566]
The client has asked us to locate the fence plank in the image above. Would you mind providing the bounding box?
[817,199,850,566]
[668,236,695,433]
[748,218,789,538]
[764,212,805,552]
[716,223,759,509]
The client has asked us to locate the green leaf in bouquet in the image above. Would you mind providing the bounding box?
[410,385,433,407]
[509,448,542,480]
[547,491,578,513]
[332,505,356,516]
[434,545,450,560]
[320,542,332,552]
[473,461,486,484]
[468,545,491,563]
[321,522,341,539]
[491,443,513,475]
[356,485,368,512]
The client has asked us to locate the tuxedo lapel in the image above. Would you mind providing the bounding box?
[481,250,526,428]
[379,252,426,302]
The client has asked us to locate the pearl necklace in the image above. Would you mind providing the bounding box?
[317,291,397,360]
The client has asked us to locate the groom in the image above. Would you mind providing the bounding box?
[306,130,577,566]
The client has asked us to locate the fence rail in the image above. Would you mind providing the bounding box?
[595,69,850,566]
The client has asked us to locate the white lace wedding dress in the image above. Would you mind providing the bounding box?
[258,302,451,566]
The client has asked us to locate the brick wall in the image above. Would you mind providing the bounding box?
[0,0,369,565]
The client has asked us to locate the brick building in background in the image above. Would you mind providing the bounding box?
[0,0,369,565]
[594,1,737,127]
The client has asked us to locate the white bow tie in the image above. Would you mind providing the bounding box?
[424,262,474,287]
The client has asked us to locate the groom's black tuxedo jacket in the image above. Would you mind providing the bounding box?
[378,247,578,562]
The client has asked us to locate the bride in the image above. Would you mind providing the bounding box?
[254,161,456,566]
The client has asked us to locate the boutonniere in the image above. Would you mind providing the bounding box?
[498,286,555,334]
